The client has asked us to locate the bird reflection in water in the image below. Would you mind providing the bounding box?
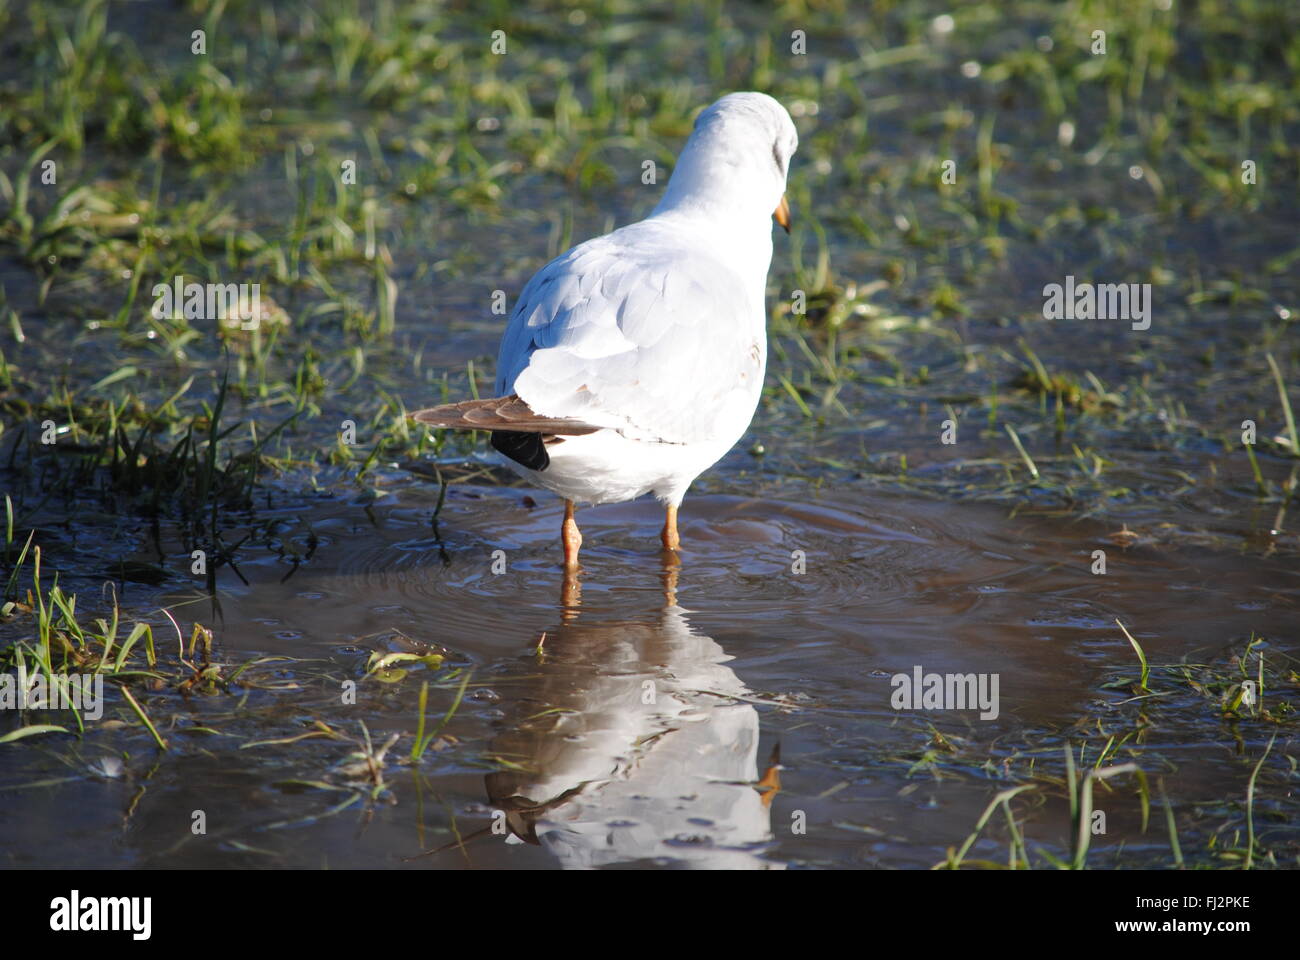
[417,561,782,869]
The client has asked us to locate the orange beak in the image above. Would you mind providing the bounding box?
[774,194,790,233]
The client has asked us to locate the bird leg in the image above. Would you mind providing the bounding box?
[660,503,681,552]
[755,762,782,808]
[562,500,582,570]
[755,744,782,808]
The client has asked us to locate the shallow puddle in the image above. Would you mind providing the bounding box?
[3,479,1294,869]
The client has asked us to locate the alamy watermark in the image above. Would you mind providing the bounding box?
[1042,275,1151,331]
[50,891,150,940]
[151,274,261,330]
[0,667,104,720]
[890,664,1000,720]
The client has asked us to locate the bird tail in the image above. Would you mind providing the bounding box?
[410,394,601,435]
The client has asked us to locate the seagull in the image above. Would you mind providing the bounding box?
[412,92,798,569]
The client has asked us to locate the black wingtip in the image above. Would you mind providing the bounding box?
[490,430,550,471]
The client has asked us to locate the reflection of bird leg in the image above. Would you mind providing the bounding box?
[560,564,581,623]
[661,503,680,552]
[755,743,782,808]
[562,499,582,570]
[660,550,680,607]
[560,500,582,622]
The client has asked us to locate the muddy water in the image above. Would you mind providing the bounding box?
[4,479,1293,869]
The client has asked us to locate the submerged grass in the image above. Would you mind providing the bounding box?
[0,525,474,832]
[924,629,1297,870]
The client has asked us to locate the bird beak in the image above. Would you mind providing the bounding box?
[774,194,791,233]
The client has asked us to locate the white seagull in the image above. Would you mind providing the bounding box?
[412,92,798,568]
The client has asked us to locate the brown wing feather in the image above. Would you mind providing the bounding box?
[410,394,601,435]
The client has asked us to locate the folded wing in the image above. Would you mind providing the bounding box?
[494,223,762,445]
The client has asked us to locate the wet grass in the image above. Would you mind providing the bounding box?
[889,631,1299,869]
[0,514,479,840]
[0,0,1294,529]
[2,538,264,749]
[0,0,1297,867]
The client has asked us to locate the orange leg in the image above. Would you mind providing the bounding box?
[755,744,782,808]
[660,503,681,552]
[755,763,782,808]
[562,500,582,570]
